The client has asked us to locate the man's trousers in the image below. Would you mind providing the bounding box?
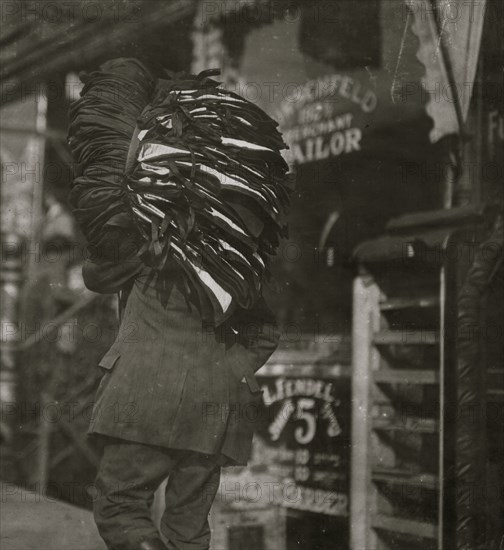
[93,439,221,550]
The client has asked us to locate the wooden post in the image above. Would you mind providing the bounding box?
[27,86,48,280]
[350,273,380,550]
[0,232,24,480]
[35,391,52,492]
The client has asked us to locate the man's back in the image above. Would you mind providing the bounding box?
[87,260,279,465]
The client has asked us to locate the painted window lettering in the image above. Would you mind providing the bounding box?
[294,398,317,444]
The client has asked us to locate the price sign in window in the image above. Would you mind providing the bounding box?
[254,375,351,517]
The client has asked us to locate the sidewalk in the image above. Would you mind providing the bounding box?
[1,485,106,550]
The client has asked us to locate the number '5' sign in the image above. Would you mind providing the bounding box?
[294,398,317,444]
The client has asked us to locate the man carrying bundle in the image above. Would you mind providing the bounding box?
[68,58,291,550]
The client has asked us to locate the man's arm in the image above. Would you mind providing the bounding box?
[224,295,280,384]
[82,257,144,295]
[233,296,280,371]
[82,226,144,294]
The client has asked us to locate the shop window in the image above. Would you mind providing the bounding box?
[218,0,438,333]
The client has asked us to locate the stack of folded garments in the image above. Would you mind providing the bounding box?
[68,58,155,258]
[68,59,292,324]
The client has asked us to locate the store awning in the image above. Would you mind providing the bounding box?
[406,0,487,142]
[0,0,198,106]
[354,203,496,263]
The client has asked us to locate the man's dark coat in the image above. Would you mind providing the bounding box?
[84,256,279,465]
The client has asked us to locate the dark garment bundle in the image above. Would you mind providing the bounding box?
[68,58,292,324]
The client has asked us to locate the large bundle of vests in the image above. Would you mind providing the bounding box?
[68,58,292,323]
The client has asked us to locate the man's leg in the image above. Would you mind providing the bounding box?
[93,439,178,550]
[161,451,221,550]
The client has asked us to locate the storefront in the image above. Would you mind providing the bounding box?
[190,2,441,549]
[193,2,502,549]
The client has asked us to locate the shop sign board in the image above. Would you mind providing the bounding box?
[255,373,351,517]
[277,74,378,165]
[480,19,503,203]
